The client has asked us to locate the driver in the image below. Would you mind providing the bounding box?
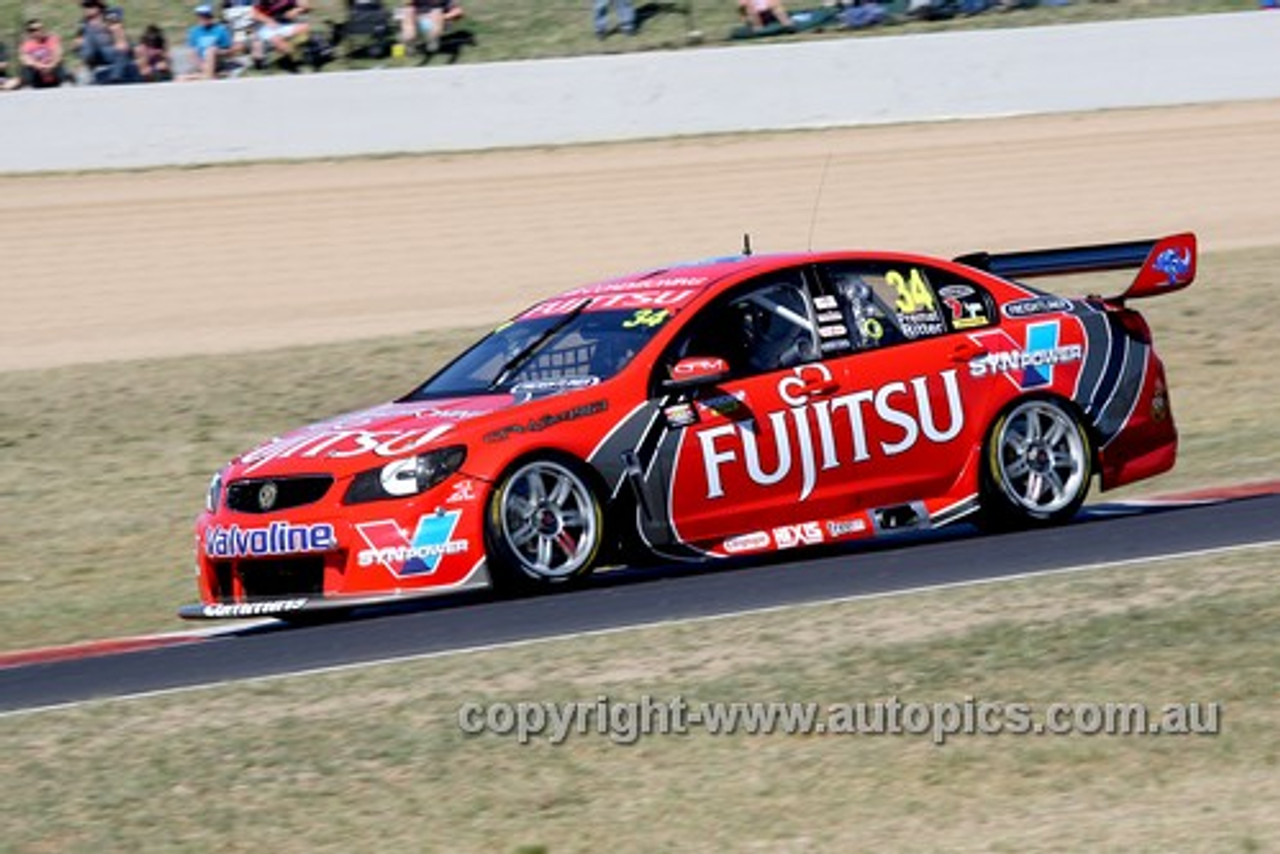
[736,299,814,373]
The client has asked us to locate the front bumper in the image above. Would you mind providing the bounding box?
[186,472,492,618]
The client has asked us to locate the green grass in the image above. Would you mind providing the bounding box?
[0,244,1278,652]
[3,545,1278,851]
[0,0,1258,73]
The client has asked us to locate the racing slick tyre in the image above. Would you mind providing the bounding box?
[485,456,605,592]
[978,397,1093,530]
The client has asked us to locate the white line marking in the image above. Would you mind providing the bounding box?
[4,537,1280,719]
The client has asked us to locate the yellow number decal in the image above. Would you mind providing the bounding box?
[888,269,936,314]
[622,308,670,329]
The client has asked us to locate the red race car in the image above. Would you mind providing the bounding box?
[183,233,1196,619]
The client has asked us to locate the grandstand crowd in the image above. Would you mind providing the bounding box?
[2,0,1260,91]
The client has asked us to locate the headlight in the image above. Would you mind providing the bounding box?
[206,469,225,513]
[344,445,467,504]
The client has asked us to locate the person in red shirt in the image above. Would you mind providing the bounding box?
[252,0,311,59]
[737,0,793,30]
[19,19,66,88]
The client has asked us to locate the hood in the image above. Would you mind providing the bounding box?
[229,395,517,479]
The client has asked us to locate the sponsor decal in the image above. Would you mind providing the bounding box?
[484,400,609,443]
[562,276,709,297]
[524,290,697,317]
[695,390,748,419]
[773,521,824,549]
[512,376,600,402]
[818,324,849,339]
[204,522,336,559]
[241,424,454,474]
[202,598,308,618]
[664,402,699,428]
[723,531,772,554]
[821,339,853,353]
[816,311,843,324]
[1002,296,1073,319]
[813,295,838,310]
[672,357,729,379]
[826,516,868,538]
[942,293,990,330]
[355,510,469,577]
[1152,248,1192,286]
[697,363,965,502]
[447,479,478,504]
[969,321,1082,389]
[938,285,975,298]
[858,317,884,342]
[416,407,489,421]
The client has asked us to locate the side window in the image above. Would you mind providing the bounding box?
[934,281,996,332]
[822,262,994,351]
[667,274,819,380]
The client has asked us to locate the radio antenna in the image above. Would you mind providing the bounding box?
[806,153,833,251]
[742,232,753,256]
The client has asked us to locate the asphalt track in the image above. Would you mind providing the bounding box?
[3,494,1279,715]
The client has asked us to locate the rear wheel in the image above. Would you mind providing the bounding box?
[486,457,604,591]
[980,398,1092,529]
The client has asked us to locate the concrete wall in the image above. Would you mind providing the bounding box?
[3,11,1279,173]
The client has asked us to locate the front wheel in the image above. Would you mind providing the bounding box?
[979,398,1092,529]
[485,457,604,591]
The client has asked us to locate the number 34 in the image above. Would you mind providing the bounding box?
[888,269,935,314]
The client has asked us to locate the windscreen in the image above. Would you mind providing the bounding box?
[404,308,674,399]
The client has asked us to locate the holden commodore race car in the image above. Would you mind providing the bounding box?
[183,232,1196,619]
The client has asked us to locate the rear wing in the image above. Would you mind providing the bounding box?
[954,232,1196,303]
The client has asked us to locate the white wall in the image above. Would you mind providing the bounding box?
[3,11,1279,173]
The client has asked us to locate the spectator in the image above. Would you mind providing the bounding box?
[135,24,173,81]
[839,0,887,28]
[19,19,67,89]
[252,0,311,61]
[593,0,635,38]
[0,39,16,90]
[737,0,793,30]
[79,0,140,84]
[187,5,235,78]
[400,0,463,54]
[222,0,259,53]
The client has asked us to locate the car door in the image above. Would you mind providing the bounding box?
[810,259,1000,515]
[655,268,861,548]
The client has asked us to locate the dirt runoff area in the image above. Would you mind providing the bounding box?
[1,99,1278,373]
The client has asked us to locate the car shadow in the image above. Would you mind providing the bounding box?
[226,494,1235,638]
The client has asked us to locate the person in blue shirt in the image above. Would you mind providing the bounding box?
[187,4,233,78]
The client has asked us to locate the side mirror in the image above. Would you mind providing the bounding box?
[663,356,730,391]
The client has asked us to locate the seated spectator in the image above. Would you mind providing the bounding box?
[19,19,67,89]
[186,5,235,78]
[399,0,462,54]
[0,39,16,90]
[737,0,793,30]
[593,0,635,38]
[135,24,173,81]
[839,0,888,28]
[252,0,311,61]
[222,0,259,50]
[79,0,140,84]
[906,0,957,19]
